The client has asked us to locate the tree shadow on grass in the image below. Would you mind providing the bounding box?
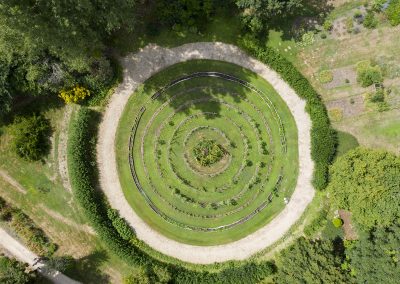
[69,250,110,284]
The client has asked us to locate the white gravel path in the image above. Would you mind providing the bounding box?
[0,227,80,284]
[97,42,314,264]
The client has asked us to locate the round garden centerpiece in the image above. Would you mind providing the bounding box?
[116,60,299,245]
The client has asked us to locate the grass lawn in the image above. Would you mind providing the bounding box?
[335,130,359,158]
[115,59,298,245]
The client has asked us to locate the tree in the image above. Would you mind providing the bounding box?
[328,148,400,228]
[236,0,303,33]
[11,114,51,161]
[345,224,400,283]
[0,0,136,116]
[0,256,35,284]
[274,237,353,283]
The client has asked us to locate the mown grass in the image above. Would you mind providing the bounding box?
[115,59,298,245]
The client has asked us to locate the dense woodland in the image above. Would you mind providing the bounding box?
[0,0,399,283]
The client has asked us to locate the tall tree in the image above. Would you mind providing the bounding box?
[274,237,353,284]
[0,0,136,115]
[236,0,303,33]
[346,224,400,283]
[327,148,400,228]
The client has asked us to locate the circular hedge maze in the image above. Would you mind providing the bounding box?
[116,60,299,245]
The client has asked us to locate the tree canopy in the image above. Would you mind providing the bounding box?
[0,0,136,116]
[236,0,303,33]
[0,256,34,284]
[346,224,400,283]
[274,237,352,284]
[328,147,400,228]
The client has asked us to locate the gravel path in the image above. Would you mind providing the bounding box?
[97,42,314,264]
[0,227,80,284]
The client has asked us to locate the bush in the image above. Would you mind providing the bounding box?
[11,114,51,161]
[59,85,90,104]
[323,20,333,31]
[0,255,36,283]
[363,10,378,29]
[0,197,56,257]
[332,218,343,228]
[346,17,354,33]
[357,63,383,87]
[318,70,333,84]
[386,0,400,26]
[369,89,385,102]
[238,36,336,190]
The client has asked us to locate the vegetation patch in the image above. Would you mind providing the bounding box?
[68,106,276,283]
[117,60,298,244]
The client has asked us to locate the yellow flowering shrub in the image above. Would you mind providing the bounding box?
[59,85,90,104]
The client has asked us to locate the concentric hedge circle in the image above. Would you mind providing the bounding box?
[116,60,299,245]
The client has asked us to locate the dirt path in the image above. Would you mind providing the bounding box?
[97,42,314,264]
[0,227,80,284]
[0,169,27,194]
[39,205,96,235]
[58,105,74,193]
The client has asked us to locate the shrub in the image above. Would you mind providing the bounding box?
[0,255,36,283]
[238,36,337,190]
[363,10,378,28]
[369,89,385,102]
[323,20,333,31]
[297,31,315,47]
[386,0,400,26]
[107,209,135,241]
[328,108,343,122]
[0,197,56,257]
[318,70,334,84]
[357,63,383,87]
[11,114,51,161]
[59,85,90,104]
[332,218,343,228]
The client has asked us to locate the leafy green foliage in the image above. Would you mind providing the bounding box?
[274,237,352,283]
[68,107,275,283]
[11,114,51,161]
[318,70,334,84]
[236,0,303,33]
[0,256,35,284]
[193,139,225,166]
[154,0,215,32]
[386,0,400,26]
[357,63,383,87]
[332,218,343,228]
[107,209,135,241]
[363,10,378,29]
[0,0,135,116]
[0,197,57,257]
[239,35,337,190]
[328,148,400,228]
[345,224,400,283]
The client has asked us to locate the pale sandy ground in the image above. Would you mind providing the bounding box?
[97,42,314,264]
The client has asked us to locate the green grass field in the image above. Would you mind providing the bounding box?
[115,60,298,245]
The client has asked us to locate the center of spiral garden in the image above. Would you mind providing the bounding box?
[193,139,228,167]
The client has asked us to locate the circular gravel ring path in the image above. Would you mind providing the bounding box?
[97,42,314,264]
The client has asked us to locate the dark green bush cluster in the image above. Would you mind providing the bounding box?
[386,0,400,26]
[68,107,275,283]
[107,208,135,241]
[363,10,378,29]
[0,255,36,283]
[239,37,336,190]
[0,197,57,257]
[11,114,51,161]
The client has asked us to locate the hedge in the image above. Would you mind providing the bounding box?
[67,107,275,283]
[238,37,337,190]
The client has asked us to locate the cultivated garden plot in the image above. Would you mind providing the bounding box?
[116,60,299,245]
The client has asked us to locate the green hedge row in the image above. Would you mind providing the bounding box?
[0,197,57,257]
[68,107,275,283]
[239,38,337,190]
